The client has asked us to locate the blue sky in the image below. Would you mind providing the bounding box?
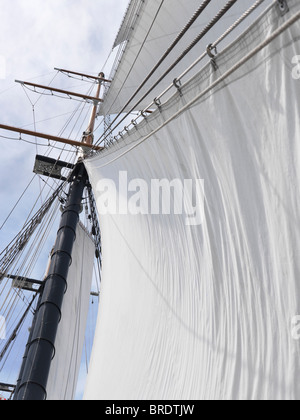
[0,0,128,234]
[0,0,128,400]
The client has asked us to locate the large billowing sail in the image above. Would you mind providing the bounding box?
[46,223,94,401]
[84,0,300,400]
[100,0,273,116]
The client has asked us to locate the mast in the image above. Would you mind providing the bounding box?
[14,75,102,401]
[82,73,104,146]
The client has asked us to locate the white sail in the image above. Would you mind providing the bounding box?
[46,223,94,401]
[84,0,300,400]
[100,0,273,116]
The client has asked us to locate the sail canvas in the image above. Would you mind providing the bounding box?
[100,0,274,116]
[84,0,300,400]
[46,223,94,401]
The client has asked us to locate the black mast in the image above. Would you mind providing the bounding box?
[14,75,103,401]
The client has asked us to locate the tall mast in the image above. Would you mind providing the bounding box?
[82,73,104,146]
[14,76,102,401]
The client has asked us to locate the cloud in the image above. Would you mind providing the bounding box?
[0,0,128,223]
[0,0,128,399]
[0,0,127,78]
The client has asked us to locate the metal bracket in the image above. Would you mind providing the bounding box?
[34,155,74,182]
[277,0,289,15]
[207,44,218,71]
[154,97,162,111]
[173,78,183,97]
[131,119,138,129]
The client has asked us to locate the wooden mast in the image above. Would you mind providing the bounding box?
[82,72,104,146]
[54,68,111,83]
[0,72,106,151]
[0,124,102,151]
[15,80,103,104]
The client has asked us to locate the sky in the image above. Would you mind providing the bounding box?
[0,0,129,400]
[0,0,277,401]
[0,0,128,233]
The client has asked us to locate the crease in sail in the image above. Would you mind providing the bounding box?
[85,0,300,400]
[46,223,95,401]
[99,0,274,116]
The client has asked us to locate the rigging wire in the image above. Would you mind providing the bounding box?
[20,110,84,129]
[0,63,104,391]
[0,174,37,232]
[99,0,166,124]
[0,201,61,373]
[100,0,269,145]
[104,0,212,123]
[0,199,60,329]
[1,80,94,261]
[21,85,43,203]
[33,71,60,107]
[0,62,103,387]
[95,0,214,145]
[90,7,300,169]
[95,0,239,147]
[0,190,61,326]
[1,78,96,231]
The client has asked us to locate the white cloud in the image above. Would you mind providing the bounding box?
[0,0,128,222]
[0,55,6,79]
[0,0,128,399]
[0,0,127,78]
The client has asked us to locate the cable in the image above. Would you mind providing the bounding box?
[96,0,240,146]
[90,9,300,168]
[106,0,269,142]
[97,0,213,144]
[0,175,37,231]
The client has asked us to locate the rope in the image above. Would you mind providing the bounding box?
[90,10,300,168]
[113,0,269,139]
[96,0,240,147]
[97,0,213,145]
[0,175,36,231]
